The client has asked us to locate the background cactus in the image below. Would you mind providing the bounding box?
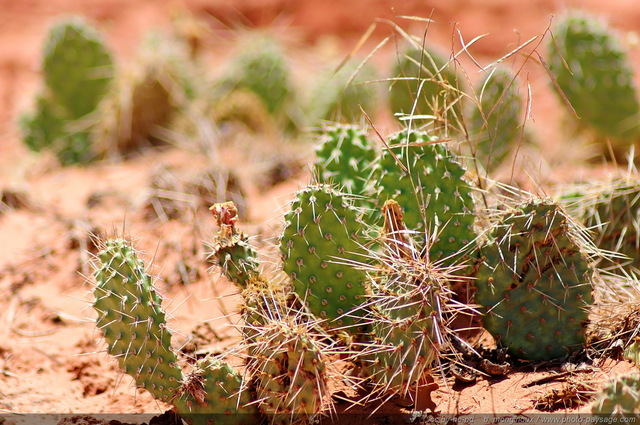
[466,66,522,173]
[474,200,596,361]
[592,372,640,414]
[20,17,114,164]
[389,42,464,129]
[559,177,640,273]
[548,11,640,149]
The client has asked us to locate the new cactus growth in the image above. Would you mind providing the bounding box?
[313,124,377,199]
[592,372,640,414]
[280,184,370,333]
[93,238,258,424]
[474,200,596,361]
[371,129,476,264]
[467,66,522,173]
[548,12,640,146]
[209,202,260,287]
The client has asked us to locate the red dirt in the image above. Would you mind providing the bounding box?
[1,0,639,423]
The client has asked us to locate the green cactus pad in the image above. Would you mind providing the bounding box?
[280,184,369,332]
[372,129,476,264]
[43,17,114,120]
[246,317,328,421]
[592,372,640,414]
[474,201,596,361]
[548,12,640,142]
[225,36,290,115]
[389,43,463,126]
[93,239,183,402]
[467,66,522,172]
[313,124,377,198]
[173,357,259,425]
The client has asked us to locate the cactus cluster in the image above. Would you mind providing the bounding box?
[592,372,640,414]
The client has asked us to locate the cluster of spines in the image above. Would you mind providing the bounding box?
[473,200,596,361]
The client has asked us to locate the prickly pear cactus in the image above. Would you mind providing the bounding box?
[389,42,463,127]
[467,66,522,172]
[224,35,290,115]
[93,239,183,402]
[43,17,114,119]
[246,316,329,423]
[474,200,596,361]
[173,357,258,425]
[308,60,379,123]
[313,124,377,199]
[209,202,260,287]
[93,239,259,425]
[548,12,640,143]
[280,184,369,333]
[592,372,640,414]
[365,201,453,398]
[560,178,640,272]
[372,129,476,264]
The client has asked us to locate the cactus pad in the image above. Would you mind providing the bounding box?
[372,129,476,263]
[93,239,183,402]
[173,358,258,425]
[280,184,369,332]
[313,124,377,198]
[474,201,596,360]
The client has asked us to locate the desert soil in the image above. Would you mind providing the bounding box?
[1,0,640,423]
